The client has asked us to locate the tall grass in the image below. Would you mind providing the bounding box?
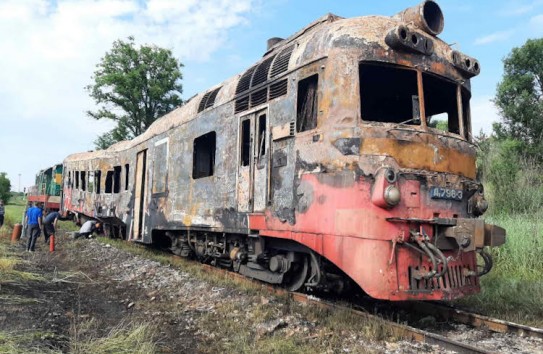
[458,139,543,324]
[458,213,543,325]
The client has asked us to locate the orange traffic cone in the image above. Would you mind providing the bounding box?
[49,235,55,252]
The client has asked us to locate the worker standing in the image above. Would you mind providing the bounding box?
[25,202,43,252]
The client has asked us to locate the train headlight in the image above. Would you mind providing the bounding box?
[384,185,401,206]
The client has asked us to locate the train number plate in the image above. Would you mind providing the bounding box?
[429,187,463,201]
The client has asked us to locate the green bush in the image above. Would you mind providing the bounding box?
[478,138,543,215]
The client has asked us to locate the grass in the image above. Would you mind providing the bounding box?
[0,330,60,354]
[0,238,45,284]
[3,195,26,230]
[457,213,543,326]
[70,320,156,354]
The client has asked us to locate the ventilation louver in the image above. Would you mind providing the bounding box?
[270,45,294,78]
[198,86,222,113]
[235,66,257,95]
[252,55,276,88]
[269,79,288,100]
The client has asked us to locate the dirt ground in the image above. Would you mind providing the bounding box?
[0,228,443,354]
[1,231,197,353]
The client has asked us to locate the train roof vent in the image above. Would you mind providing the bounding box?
[269,78,288,100]
[251,54,276,88]
[270,45,294,78]
[197,86,222,113]
[236,65,257,95]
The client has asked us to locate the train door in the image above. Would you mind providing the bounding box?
[238,109,269,213]
[133,149,147,240]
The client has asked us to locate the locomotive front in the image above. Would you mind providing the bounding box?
[284,1,505,301]
[349,1,505,300]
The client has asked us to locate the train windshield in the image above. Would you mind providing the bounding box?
[359,63,471,139]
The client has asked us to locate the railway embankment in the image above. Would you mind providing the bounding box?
[0,227,443,353]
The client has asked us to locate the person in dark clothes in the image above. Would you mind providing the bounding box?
[43,210,60,244]
[25,202,43,252]
[0,200,4,228]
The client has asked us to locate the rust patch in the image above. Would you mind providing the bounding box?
[360,137,476,179]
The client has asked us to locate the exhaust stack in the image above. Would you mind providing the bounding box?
[395,0,444,36]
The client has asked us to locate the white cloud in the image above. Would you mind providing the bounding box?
[0,0,255,188]
[474,30,514,46]
[470,96,501,136]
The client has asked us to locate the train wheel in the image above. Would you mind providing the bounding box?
[284,254,309,292]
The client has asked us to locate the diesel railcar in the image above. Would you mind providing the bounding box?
[28,163,63,211]
[60,1,505,301]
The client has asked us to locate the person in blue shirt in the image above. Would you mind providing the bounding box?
[25,202,43,252]
[43,210,60,245]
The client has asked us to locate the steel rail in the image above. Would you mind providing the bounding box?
[400,301,543,340]
[198,263,492,353]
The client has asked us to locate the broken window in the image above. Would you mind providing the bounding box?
[257,114,267,159]
[75,171,79,189]
[424,73,460,135]
[81,171,86,191]
[359,63,419,124]
[193,132,216,179]
[105,171,113,193]
[95,170,101,194]
[462,87,471,140]
[88,171,94,193]
[240,119,251,166]
[125,164,129,191]
[113,166,121,194]
[153,142,168,193]
[68,171,72,189]
[297,74,319,132]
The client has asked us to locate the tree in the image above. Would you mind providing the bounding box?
[86,36,183,149]
[494,38,543,159]
[0,172,11,204]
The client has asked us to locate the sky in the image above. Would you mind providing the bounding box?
[1,0,543,191]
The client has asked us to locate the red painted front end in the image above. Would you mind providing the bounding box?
[251,169,481,301]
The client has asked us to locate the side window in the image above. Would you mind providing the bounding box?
[296,74,319,132]
[95,170,102,194]
[193,132,216,179]
[88,171,94,193]
[240,119,251,166]
[68,171,72,189]
[113,166,122,193]
[81,171,86,191]
[75,171,80,189]
[257,114,267,159]
[153,141,168,193]
[105,171,114,193]
[125,164,129,190]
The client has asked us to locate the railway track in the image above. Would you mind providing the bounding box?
[196,263,542,353]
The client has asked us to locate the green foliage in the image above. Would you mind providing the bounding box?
[494,38,543,159]
[478,138,543,214]
[86,36,183,149]
[458,214,543,326]
[0,172,11,204]
[428,118,448,132]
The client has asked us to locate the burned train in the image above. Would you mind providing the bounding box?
[60,1,505,301]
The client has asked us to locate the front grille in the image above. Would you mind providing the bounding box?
[408,264,477,291]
